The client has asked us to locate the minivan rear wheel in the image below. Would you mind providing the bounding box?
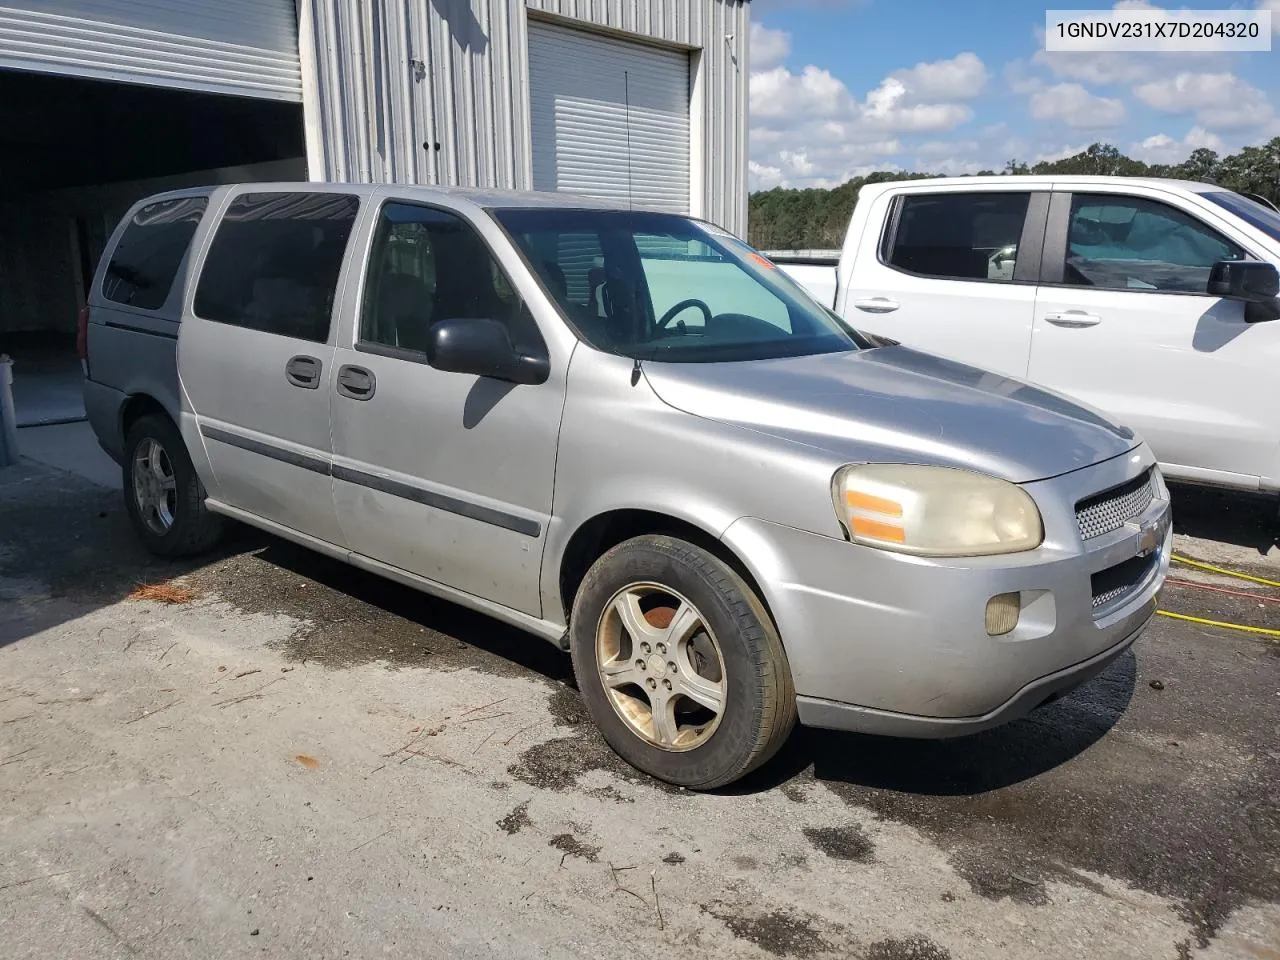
[123,414,223,557]
[569,535,795,790]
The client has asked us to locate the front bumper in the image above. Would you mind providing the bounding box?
[721,446,1170,737]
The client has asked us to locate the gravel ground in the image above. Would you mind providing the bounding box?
[1,461,1277,960]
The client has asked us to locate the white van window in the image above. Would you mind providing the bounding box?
[636,236,792,333]
[1063,194,1245,293]
[103,197,207,311]
[193,192,359,343]
[886,193,1031,282]
[496,208,862,363]
[359,203,538,355]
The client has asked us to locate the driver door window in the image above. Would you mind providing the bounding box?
[637,236,792,333]
[359,203,539,355]
[1063,194,1245,293]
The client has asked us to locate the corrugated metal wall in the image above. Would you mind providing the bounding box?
[299,0,749,235]
[0,0,302,101]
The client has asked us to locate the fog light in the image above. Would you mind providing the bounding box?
[986,592,1020,636]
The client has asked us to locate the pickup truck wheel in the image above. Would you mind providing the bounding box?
[123,414,222,557]
[569,535,795,790]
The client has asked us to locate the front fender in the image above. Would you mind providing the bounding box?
[540,349,845,622]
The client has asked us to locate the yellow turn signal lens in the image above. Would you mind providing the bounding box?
[851,516,906,543]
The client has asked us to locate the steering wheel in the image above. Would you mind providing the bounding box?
[657,298,713,329]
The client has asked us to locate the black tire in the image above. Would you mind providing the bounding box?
[123,413,223,557]
[569,534,796,790]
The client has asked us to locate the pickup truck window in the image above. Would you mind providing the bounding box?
[1204,190,1280,243]
[1063,194,1244,294]
[193,192,359,343]
[359,202,538,355]
[886,193,1030,283]
[494,208,860,363]
[103,197,207,311]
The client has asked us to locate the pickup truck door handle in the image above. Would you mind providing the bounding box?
[285,355,322,389]
[1044,311,1102,328]
[336,364,376,401]
[852,297,900,314]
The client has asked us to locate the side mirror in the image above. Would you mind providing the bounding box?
[425,318,550,385]
[1209,261,1280,323]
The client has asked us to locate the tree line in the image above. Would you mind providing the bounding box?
[746,138,1280,251]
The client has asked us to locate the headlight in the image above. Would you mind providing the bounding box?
[832,464,1043,557]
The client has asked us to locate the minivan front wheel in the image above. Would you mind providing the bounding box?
[570,535,795,789]
[123,414,222,557]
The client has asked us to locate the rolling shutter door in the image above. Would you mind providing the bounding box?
[528,20,690,213]
[0,0,301,101]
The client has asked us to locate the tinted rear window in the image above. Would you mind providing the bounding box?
[886,192,1031,282]
[193,192,359,343]
[103,197,208,310]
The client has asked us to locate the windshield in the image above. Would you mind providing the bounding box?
[492,208,864,362]
[1204,191,1280,243]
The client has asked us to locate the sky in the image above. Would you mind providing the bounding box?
[746,0,1280,190]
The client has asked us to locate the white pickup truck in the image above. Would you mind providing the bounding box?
[775,175,1280,495]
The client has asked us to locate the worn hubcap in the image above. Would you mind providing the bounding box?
[132,438,177,535]
[595,582,726,752]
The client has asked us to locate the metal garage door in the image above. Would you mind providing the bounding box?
[0,0,301,101]
[528,20,690,213]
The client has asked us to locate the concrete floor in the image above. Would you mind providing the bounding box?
[14,420,119,488]
[7,351,85,428]
[1,449,1277,960]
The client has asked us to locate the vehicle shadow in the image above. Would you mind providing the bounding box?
[0,459,245,652]
[1168,481,1278,556]
[230,531,574,684]
[734,649,1136,797]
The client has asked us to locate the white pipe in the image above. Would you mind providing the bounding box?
[0,355,18,466]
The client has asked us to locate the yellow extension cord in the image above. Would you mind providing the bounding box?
[1157,554,1280,640]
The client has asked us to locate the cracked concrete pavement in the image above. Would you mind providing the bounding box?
[1,458,1277,959]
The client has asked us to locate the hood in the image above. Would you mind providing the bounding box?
[642,346,1137,484]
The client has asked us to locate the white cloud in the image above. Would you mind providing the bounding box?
[750,65,853,120]
[1029,83,1126,128]
[860,77,973,132]
[1134,72,1275,130]
[749,23,791,71]
[748,50,989,186]
[1031,142,1094,164]
[890,52,988,102]
[778,150,816,177]
[748,160,784,191]
[911,156,986,176]
[1130,126,1227,164]
[1028,1,1235,86]
[1261,0,1280,35]
[751,0,869,9]
[1030,48,1154,86]
[1004,60,1047,95]
[915,139,980,157]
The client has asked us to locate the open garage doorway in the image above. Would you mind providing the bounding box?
[0,69,306,427]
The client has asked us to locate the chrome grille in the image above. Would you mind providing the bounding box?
[1075,470,1154,540]
[1092,584,1132,609]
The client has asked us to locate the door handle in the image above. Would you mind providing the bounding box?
[285,355,322,389]
[1044,311,1101,328]
[852,297,900,314]
[336,364,376,401]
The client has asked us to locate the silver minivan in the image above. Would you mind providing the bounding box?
[83,183,1171,789]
